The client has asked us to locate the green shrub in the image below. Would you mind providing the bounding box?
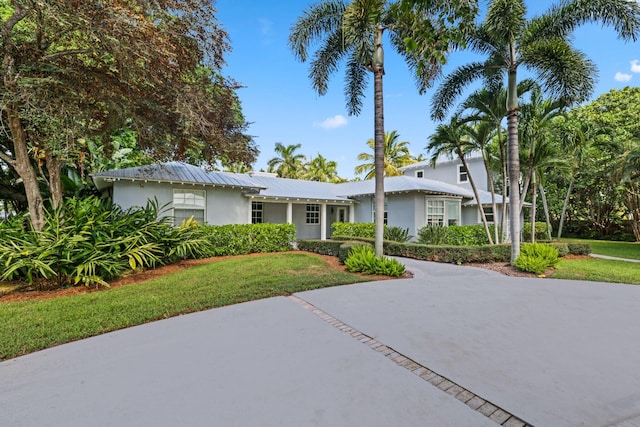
[515,243,560,274]
[338,241,373,263]
[384,226,412,243]
[296,239,343,256]
[201,223,294,256]
[417,225,450,245]
[344,245,405,277]
[567,242,592,255]
[331,222,376,239]
[548,242,569,257]
[522,222,552,241]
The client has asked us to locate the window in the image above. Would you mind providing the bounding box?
[447,201,460,226]
[306,204,319,224]
[415,170,424,178]
[426,200,445,226]
[173,189,205,225]
[371,198,388,225]
[457,164,468,183]
[251,201,263,224]
[479,206,494,223]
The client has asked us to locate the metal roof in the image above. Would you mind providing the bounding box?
[91,162,263,191]
[338,176,474,198]
[242,174,353,203]
[92,162,513,206]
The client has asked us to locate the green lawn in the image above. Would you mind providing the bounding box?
[551,257,640,285]
[0,252,371,361]
[563,238,640,260]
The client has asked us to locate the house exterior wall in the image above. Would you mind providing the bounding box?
[112,181,249,225]
[404,157,489,191]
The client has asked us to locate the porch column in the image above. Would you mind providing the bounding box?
[248,200,253,224]
[286,202,293,224]
[349,204,355,223]
[320,203,327,240]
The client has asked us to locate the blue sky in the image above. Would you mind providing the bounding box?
[216,0,640,179]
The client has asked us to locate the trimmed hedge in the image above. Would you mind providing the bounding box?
[331,222,376,239]
[201,223,295,256]
[301,235,591,265]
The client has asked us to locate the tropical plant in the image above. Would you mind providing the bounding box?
[384,226,412,242]
[514,243,560,275]
[354,130,416,179]
[267,143,307,179]
[344,245,405,276]
[430,0,640,262]
[427,116,495,244]
[305,154,342,182]
[289,0,477,256]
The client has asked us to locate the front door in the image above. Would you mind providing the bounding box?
[336,207,347,223]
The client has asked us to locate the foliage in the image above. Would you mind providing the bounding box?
[201,224,295,255]
[384,226,412,243]
[354,131,417,179]
[0,1,256,230]
[296,239,345,257]
[0,253,372,360]
[344,245,406,277]
[267,143,307,179]
[566,242,592,256]
[515,243,560,275]
[417,224,499,246]
[338,241,374,264]
[522,222,552,242]
[332,222,377,239]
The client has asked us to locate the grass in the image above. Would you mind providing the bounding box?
[551,257,640,285]
[0,252,371,361]
[562,238,640,260]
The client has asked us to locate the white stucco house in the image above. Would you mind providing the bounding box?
[92,157,509,241]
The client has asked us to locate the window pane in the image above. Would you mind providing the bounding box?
[306,204,319,224]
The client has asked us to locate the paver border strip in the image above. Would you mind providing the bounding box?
[288,295,534,427]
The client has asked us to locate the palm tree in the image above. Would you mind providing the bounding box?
[267,143,306,179]
[431,0,640,263]
[305,154,342,182]
[458,79,536,242]
[354,130,415,179]
[427,117,495,244]
[290,0,471,256]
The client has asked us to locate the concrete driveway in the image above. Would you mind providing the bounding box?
[1,258,639,426]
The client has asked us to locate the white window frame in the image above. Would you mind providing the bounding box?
[457,164,469,184]
[371,198,388,225]
[477,206,495,223]
[426,199,445,226]
[415,170,424,178]
[306,203,320,225]
[251,201,263,224]
[173,188,206,225]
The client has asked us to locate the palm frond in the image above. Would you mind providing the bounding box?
[521,37,596,105]
[344,57,368,115]
[309,29,349,96]
[431,61,488,121]
[289,0,347,62]
[484,0,527,46]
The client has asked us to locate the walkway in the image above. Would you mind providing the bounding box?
[2,259,640,426]
[590,253,640,263]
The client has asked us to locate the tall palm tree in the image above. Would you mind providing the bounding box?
[305,154,342,182]
[354,130,415,179]
[267,143,306,179]
[427,117,495,244]
[290,0,472,256]
[431,0,640,263]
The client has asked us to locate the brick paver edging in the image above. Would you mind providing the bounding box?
[287,295,533,427]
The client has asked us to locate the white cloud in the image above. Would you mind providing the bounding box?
[314,115,348,130]
[615,72,633,82]
[631,59,640,73]
[258,18,272,35]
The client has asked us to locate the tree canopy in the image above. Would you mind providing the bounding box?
[0,0,256,229]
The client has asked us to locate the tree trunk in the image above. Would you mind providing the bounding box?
[539,182,553,241]
[372,25,385,257]
[46,154,64,210]
[530,171,537,243]
[557,176,574,240]
[6,106,46,231]
[506,63,521,264]
[499,133,509,243]
[462,151,494,245]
